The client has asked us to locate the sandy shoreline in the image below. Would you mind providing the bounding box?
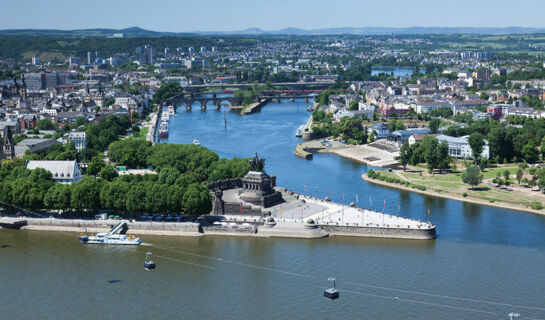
[361,174,545,216]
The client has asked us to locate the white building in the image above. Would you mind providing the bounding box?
[26,160,82,184]
[436,135,489,159]
[68,132,86,151]
[358,102,376,118]
[114,96,139,113]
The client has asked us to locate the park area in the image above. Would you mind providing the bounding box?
[365,162,545,214]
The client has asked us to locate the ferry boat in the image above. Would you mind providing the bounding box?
[193,138,200,146]
[79,222,141,245]
[158,121,169,138]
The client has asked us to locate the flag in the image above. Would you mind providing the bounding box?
[398,203,400,212]
[342,192,345,201]
[370,196,372,207]
[428,208,430,216]
[329,190,332,198]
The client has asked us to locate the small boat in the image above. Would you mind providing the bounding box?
[193,139,200,146]
[144,252,156,270]
[79,222,141,245]
[324,277,339,300]
[295,125,304,137]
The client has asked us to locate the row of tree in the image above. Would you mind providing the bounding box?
[0,143,251,217]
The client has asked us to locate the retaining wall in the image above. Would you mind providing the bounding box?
[320,224,436,240]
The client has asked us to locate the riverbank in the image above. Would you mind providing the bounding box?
[362,172,545,216]
[2,210,435,240]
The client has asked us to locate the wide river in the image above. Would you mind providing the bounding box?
[2,99,545,320]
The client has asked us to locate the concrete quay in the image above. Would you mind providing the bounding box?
[16,218,202,236]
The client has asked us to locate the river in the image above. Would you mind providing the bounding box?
[2,99,545,320]
[371,66,422,78]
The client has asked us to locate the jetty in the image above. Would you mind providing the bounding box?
[240,99,271,115]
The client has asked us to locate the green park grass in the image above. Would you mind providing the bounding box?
[128,127,148,140]
[373,164,544,211]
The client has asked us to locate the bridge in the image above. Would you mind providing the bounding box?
[181,81,334,92]
[163,92,317,111]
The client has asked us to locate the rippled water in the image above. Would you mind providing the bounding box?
[2,100,545,320]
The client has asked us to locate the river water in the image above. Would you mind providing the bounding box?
[2,100,545,320]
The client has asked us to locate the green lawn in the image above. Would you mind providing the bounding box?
[129,127,148,140]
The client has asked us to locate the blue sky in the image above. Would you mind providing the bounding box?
[2,0,545,31]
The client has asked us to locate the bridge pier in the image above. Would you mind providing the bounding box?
[215,102,221,110]
[186,101,193,110]
[305,98,309,103]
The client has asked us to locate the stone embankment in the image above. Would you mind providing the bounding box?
[18,218,202,236]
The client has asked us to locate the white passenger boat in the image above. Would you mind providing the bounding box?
[158,121,169,138]
[79,222,141,245]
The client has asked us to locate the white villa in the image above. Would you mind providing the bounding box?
[26,160,82,184]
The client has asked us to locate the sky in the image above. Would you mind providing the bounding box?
[2,0,545,31]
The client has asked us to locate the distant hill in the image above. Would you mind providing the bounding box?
[1,26,545,37]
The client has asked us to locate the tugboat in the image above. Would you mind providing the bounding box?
[158,121,169,138]
[79,222,141,245]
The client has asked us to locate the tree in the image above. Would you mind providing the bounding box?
[71,177,103,213]
[468,132,485,163]
[44,183,72,212]
[522,142,539,163]
[399,141,411,172]
[428,118,441,134]
[75,117,86,127]
[421,136,439,173]
[516,169,524,184]
[181,183,212,217]
[539,179,545,192]
[503,169,511,181]
[99,165,118,182]
[436,141,450,173]
[36,119,55,130]
[348,100,359,111]
[479,157,487,171]
[87,155,106,176]
[462,165,483,189]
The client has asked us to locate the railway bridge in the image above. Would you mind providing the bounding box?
[163,92,316,111]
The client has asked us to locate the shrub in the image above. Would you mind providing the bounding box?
[530,202,543,210]
[505,181,510,186]
[462,192,468,197]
